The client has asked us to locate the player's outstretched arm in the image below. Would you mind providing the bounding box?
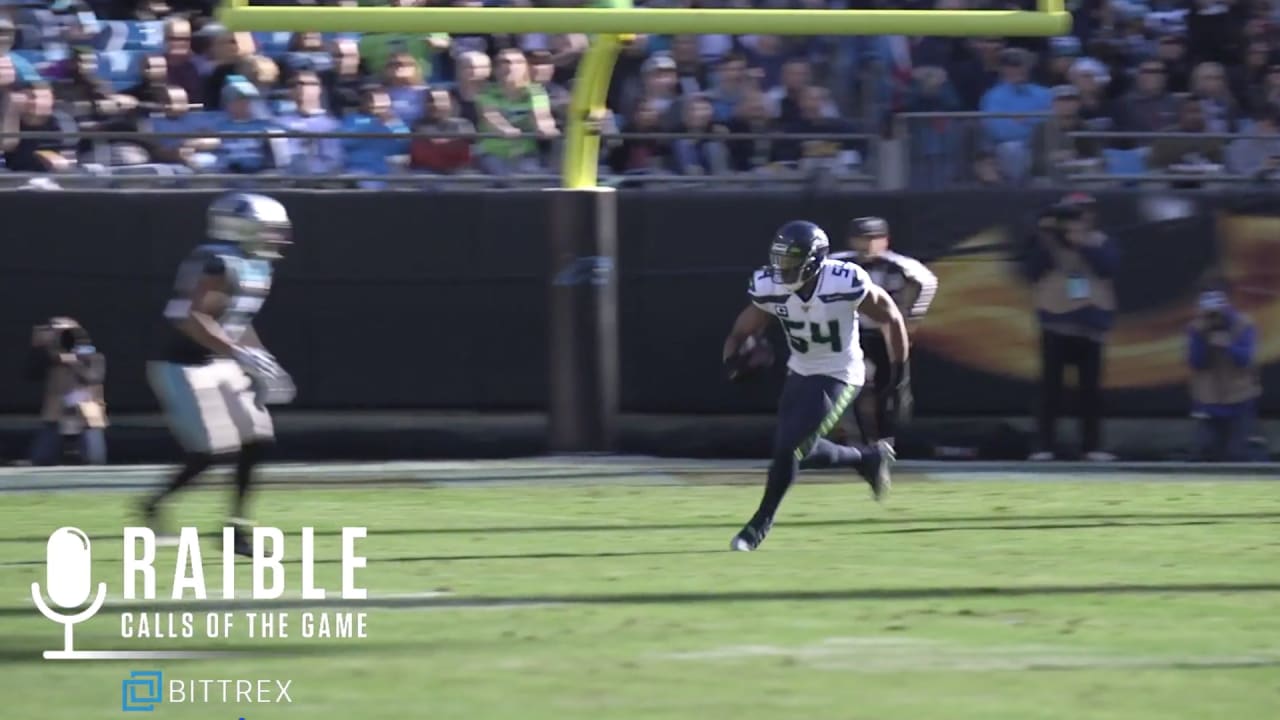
[723,304,772,362]
[860,283,909,365]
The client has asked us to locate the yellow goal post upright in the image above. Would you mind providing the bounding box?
[217,0,1069,453]
[218,0,1070,189]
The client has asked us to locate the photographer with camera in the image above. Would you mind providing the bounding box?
[1188,280,1263,462]
[1024,193,1119,462]
[25,317,107,466]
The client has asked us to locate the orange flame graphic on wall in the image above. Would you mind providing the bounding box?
[914,214,1280,389]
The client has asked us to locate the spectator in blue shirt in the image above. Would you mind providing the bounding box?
[212,76,280,174]
[383,51,426,126]
[0,18,42,83]
[340,84,409,177]
[980,48,1051,183]
[276,70,344,176]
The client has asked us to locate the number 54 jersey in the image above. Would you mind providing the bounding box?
[749,258,871,386]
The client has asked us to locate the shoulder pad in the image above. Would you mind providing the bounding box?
[749,267,789,304]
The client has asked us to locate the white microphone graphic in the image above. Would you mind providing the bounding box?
[32,527,108,659]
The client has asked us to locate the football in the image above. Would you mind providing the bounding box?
[739,334,775,369]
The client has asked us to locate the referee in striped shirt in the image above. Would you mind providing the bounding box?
[834,217,938,448]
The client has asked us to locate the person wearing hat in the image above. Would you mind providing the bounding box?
[979,47,1052,182]
[212,76,282,174]
[1024,196,1119,462]
[1187,278,1264,461]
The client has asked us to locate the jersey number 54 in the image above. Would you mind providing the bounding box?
[781,319,842,354]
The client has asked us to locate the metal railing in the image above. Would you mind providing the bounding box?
[894,111,1056,190]
[0,126,880,189]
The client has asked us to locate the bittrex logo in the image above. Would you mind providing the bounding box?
[121,670,293,712]
[32,525,371,661]
[121,671,163,712]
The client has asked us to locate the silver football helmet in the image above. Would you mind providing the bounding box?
[207,193,292,260]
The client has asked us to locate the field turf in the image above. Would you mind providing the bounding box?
[1,474,1278,719]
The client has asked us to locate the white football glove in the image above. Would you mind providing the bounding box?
[231,346,296,406]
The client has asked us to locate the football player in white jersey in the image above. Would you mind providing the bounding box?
[722,220,910,551]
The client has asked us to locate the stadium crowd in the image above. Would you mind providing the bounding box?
[0,0,1278,184]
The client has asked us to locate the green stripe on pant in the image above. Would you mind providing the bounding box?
[793,382,861,461]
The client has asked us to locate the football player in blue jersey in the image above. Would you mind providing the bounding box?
[722,220,910,551]
[142,193,296,556]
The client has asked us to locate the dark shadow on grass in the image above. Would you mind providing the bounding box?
[3,512,1280,544]
[861,519,1256,534]
[2,582,1278,618]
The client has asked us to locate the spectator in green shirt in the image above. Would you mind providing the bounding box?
[477,48,559,175]
[359,1,450,84]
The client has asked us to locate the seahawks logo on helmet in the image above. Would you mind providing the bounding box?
[769,220,829,290]
[207,192,293,260]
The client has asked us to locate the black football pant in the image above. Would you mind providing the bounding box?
[853,331,909,443]
[751,373,867,526]
[1037,329,1104,454]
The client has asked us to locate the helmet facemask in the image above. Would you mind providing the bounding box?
[770,244,820,291]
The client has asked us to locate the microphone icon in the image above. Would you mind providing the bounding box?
[32,526,108,659]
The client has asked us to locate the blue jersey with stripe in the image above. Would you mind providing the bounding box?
[748,258,870,385]
[162,243,274,365]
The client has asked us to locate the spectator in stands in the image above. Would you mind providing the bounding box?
[951,37,1005,110]
[409,88,475,175]
[450,50,489,128]
[140,85,217,171]
[707,52,751,124]
[358,0,450,84]
[725,89,775,173]
[1188,279,1264,461]
[54,47,132,125]
[1155,33,1192,93]
[323,37,365,117]
[770,57,816,123]
[1070,58,1120,132]
[625,52,679,126]
[163,16,201,104]
[1249,61,1280,117]
[1,82,79,172]
[606,97,670,175]
[740,34,790,91]
[0,17,42,84]
[124,53,167,106]
[1041,35,1081,89]
[1025,196,1119,462]
[281,31,332,84]
[204,30,255,111]
[476,48,558,175]
[244,55,282,116]
[903,65,963,189]
[970,148,1008,187]
[671,34,708,97]
[528,50,569,121]
[212,76,280,174]
[339,84,409,179]
[383,51,426,125]
[980,48,1052,183]
[1191,61,1241,132]
[1231,40,1272,115]
[1034,85,1104,178]
[671,94,725,175]
[1227,103,1280,178]
[26,318,107,466]
[276,70,343,176]
[773,85,859,175]
[1119,58,1179,133]
[1151,94,1226,176]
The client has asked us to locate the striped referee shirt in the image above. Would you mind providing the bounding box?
[832,250,938,330]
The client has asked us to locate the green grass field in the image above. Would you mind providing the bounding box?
[2,475,1279,719]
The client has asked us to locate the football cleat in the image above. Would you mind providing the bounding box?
[730,517,772,552]
[857,440,895,502]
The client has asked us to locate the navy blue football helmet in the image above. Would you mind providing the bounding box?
[769,220,829,290]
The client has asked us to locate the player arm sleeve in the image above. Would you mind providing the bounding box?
[901,259,938,320]
[164,256,227,320]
